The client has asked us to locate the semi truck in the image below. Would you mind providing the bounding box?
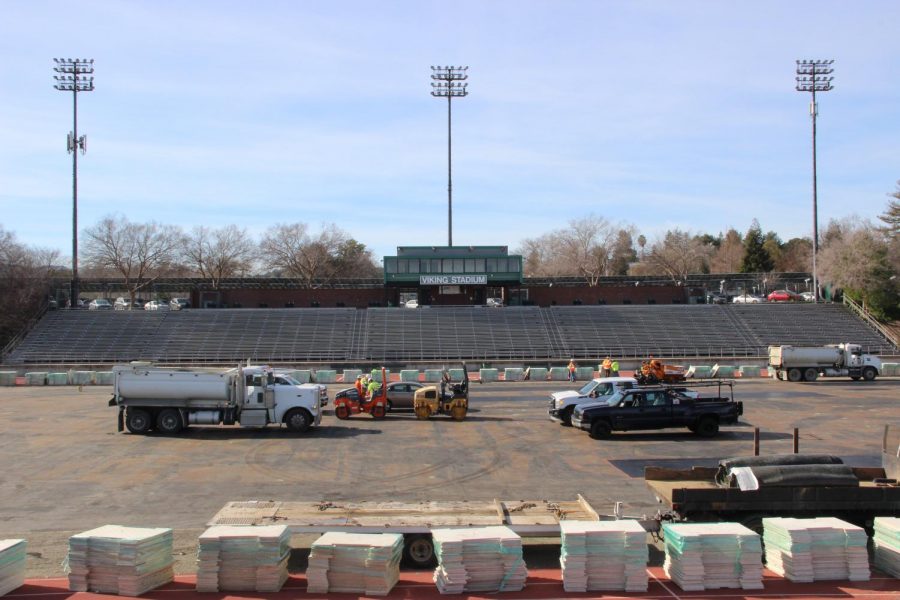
[768,343,882,382]
[110,362,322,434]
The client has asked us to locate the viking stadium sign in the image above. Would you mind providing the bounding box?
[419,275,487,285]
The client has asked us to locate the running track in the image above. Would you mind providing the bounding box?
[9,568,900,600]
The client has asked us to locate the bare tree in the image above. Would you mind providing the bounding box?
[640,229,712,282]
[709,229,744,273]
[557,215,617,285]
[775,237,811,273]
[259,223,370,287]
[0,227,58,346]
[182,225,257,289]
[82,216,183,302]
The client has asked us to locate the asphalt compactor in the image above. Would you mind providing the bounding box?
[413,364,469,421]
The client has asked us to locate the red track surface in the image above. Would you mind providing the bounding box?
[11,568,900,600]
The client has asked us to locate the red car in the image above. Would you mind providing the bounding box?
[767,289,800,302]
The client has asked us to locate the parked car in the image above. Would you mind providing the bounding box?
[384,382,424,410]
[732,293,765,304]
[404,299,419,309]
[169,298,191,310]
[767,289,800,302]
[47,298,58,310]
[143,300,170,311]
[486,297,504,307]
[88,298,112,310]
[707,293,729,304]
[113,297,140,310]
[800,291,816,302]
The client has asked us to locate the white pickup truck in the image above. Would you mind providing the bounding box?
[548,377,638,426]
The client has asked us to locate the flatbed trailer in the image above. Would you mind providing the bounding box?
[209,496,648,566]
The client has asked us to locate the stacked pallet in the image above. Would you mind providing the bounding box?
[559,520,648,592]
[305,532,403,595]
[432,526,527,594]
[66,525,174,596]
[662,523,763,591]
[196,525,290,592]
[0,540,26,597]
[763,517,869,582]
[872,517,900,578]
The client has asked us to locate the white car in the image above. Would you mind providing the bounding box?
[800,292,816,302]
[88,298,112,310]
[732,294,765,304]
[549,377,638,426]
[404,299,419,309]
[486,297,504,307]
[143,300,170,311]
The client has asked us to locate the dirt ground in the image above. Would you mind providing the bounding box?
[1,377,897,577]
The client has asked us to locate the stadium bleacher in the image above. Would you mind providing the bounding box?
[3,304,895,365]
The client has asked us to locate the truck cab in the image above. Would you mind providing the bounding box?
[243,366,322,430]
[548,377,637,426]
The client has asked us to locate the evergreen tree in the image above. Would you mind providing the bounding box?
[740,219,774,273]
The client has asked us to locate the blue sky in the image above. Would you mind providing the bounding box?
[2,1,898,263]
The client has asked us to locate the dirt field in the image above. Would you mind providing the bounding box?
[1,377,897,577]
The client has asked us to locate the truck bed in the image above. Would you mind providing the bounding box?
[208,496,603,535]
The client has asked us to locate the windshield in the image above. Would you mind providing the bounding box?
[577,381,598,395]
[274,375,301,385]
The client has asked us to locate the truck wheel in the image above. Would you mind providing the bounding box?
[335,405,350,420]
[803,368,818,382]
[589,421,611,439]
[403,534,436,568]
[284,408,312,432]
[695,416,719,437]
[787,368,803,382]
[851,376,861,381]
[125,408,152,435]
[862,367,877,381]
[560,406,574,427]
[156,408,183,434]
[371,405,386,419]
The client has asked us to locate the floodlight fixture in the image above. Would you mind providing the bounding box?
[53,57,95,309]
[795,58,834,304]
[430,65,469,246]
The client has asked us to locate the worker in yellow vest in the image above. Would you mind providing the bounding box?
[610,359,620,377]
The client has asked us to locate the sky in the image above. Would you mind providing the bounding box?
[1,0,899,264]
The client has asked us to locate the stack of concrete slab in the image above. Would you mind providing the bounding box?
[66,525,174,596]
[0,539,26,596]
[763,517,869,582]
[559,520,647,592]
[872,517,900,578]
[663,523,763,591]
[432,526,527,594]
[306,532,402,596]
[196,525,290,593]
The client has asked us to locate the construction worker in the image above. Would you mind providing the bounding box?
[610,358,620,377]
[354,375,364,398]
[601,356,612,378]
[567,359,577,382]
[366,376,380,401]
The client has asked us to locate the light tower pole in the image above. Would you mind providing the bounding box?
[795,59,834,303]
[53,58,94,309]
[430,65,468,247]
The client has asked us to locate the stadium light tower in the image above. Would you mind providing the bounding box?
[431,65,468,246]
[53,57,94,309]
[795,59,834,303]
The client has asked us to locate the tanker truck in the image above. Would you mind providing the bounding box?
[768,343,882,382]
[109,362,322,434]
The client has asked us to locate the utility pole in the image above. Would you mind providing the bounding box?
[430,66,468,247]
[53,58,94,309]
[795,59,834,303]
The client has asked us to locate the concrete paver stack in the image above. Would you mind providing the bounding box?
[432,526,527,594]
[305,532,403,595]
[763,517,869,582]
[873,517,900,578]
[559,520,648,592]
[196,525,290,592]
[662,522,763,591]
[65,526,174,596]
[0,540,26,597]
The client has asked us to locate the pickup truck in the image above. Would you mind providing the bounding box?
[548,376,637,426]
[570,382,742,439]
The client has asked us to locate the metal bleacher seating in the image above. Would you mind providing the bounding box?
[3,304,895,365]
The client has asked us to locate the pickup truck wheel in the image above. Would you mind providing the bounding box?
[403,534,436,568]
[589,421,611,439]
[156,408,183,434]
[335,405,350,420]
[560,406,574,426]
[695,416,719,437]
[284,408,312,432]
[787,368,803,382]
[803,368,818,382]
[862,367,877,381]
[125,408,152,434]
[850,376,861,381]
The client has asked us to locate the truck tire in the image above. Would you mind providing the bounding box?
[862,367,877,381]
[589,420,612,439]
[695,416,719,437]
[125,408,152,435]
[334,405,350,420]
[403,534,436,568]
[156,408,183,434]
[560,406,574,427]
[284,408,312,433]
[787,368,803,382]
[803,368,818,382]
